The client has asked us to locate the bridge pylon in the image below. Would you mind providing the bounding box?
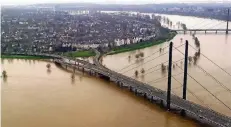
[181,40,189,116]
[167,42,173,110]
[226,8,230,34]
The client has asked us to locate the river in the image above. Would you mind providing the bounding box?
[1,14,231,127]
[1,59,200,127]
[103,14,231,117]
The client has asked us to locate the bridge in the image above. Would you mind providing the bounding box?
[7,50,231,127]
[171,8,230,34]
[171,29,231,34]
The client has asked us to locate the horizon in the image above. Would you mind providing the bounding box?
[1,0,231,6]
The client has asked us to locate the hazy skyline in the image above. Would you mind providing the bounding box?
[1,0,231,5]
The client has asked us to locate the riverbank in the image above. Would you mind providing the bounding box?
[1,55,51,59]
[107,32,176,55]
[64,50,96,57]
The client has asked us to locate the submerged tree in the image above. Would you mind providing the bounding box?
[180,38,183,42]
[135,54,139,59]
[46,63,51,69]
[161,63,167,72]
[188,56,193,63]
[135,70,139,77]
[194,37,200,48]
[71,73,75,79]
[2,70,7,78]
[128,55,131,59]
[140,52,144,57]
[181,23,187,30]
[141,68,145,74]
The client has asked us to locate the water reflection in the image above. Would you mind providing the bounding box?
[2,77,7,83]
[47,69,51,74]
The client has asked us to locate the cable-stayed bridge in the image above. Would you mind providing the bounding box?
[6,41,231,127]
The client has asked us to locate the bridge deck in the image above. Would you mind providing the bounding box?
[171,29,231,32]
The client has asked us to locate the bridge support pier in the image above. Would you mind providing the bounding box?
[134,89,137,95]
[205,30,207,34]
[167,42,173,110]
[216,30,217,34]
[129,86,132,92]
[160,100,164,107]
[82,68,85,73]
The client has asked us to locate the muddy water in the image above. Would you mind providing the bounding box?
[1,59,199,127]
[103,15,231,117]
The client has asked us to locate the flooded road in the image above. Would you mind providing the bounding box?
[1,59,199,127]
[103,14,231,117]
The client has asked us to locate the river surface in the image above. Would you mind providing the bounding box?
[103,14,231,117]
[1,14,231,127]
[1,59,200,127]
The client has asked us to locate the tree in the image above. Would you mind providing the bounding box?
[181,23,187,30]
[140,52,144,57]
[188,56,193,63]
[194,37,200,48]
[135,54,139,59]
[46,63,51,69]
[161,63,166,72]
[141,68,145,74]
[135,70,139,77]
[71,73,75,79]
[2,70,7,78]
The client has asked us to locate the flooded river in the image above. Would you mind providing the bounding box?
[1,59,199,127]
[103,14,231,117]
[1,14,231,127]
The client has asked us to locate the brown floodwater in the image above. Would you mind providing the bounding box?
[1,14,231,127]
[103,14,231,117]
[1,59,200,127]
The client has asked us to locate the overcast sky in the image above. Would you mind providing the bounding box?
[1,0,230,5]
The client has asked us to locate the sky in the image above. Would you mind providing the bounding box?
[1,0,231,5]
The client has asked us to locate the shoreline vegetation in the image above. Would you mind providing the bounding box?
[64,50,96,58]
[1,55,51,59]
[1,32,176,59]
[107,31,176,55]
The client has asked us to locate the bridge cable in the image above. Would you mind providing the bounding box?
[118,45,170,72]
[196,65,231,93]
[137,58,184,78]
[206,21,225,30]
[146,72,184,96]
[147,72,183,84]
[190,20,214,29]
[171,76,211,108]
[188,44,231,77]
[121,51,169,74]
[172,47,231,111]
[121,44,185,74]
[173,45,231,94]
[190,21,216,30]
